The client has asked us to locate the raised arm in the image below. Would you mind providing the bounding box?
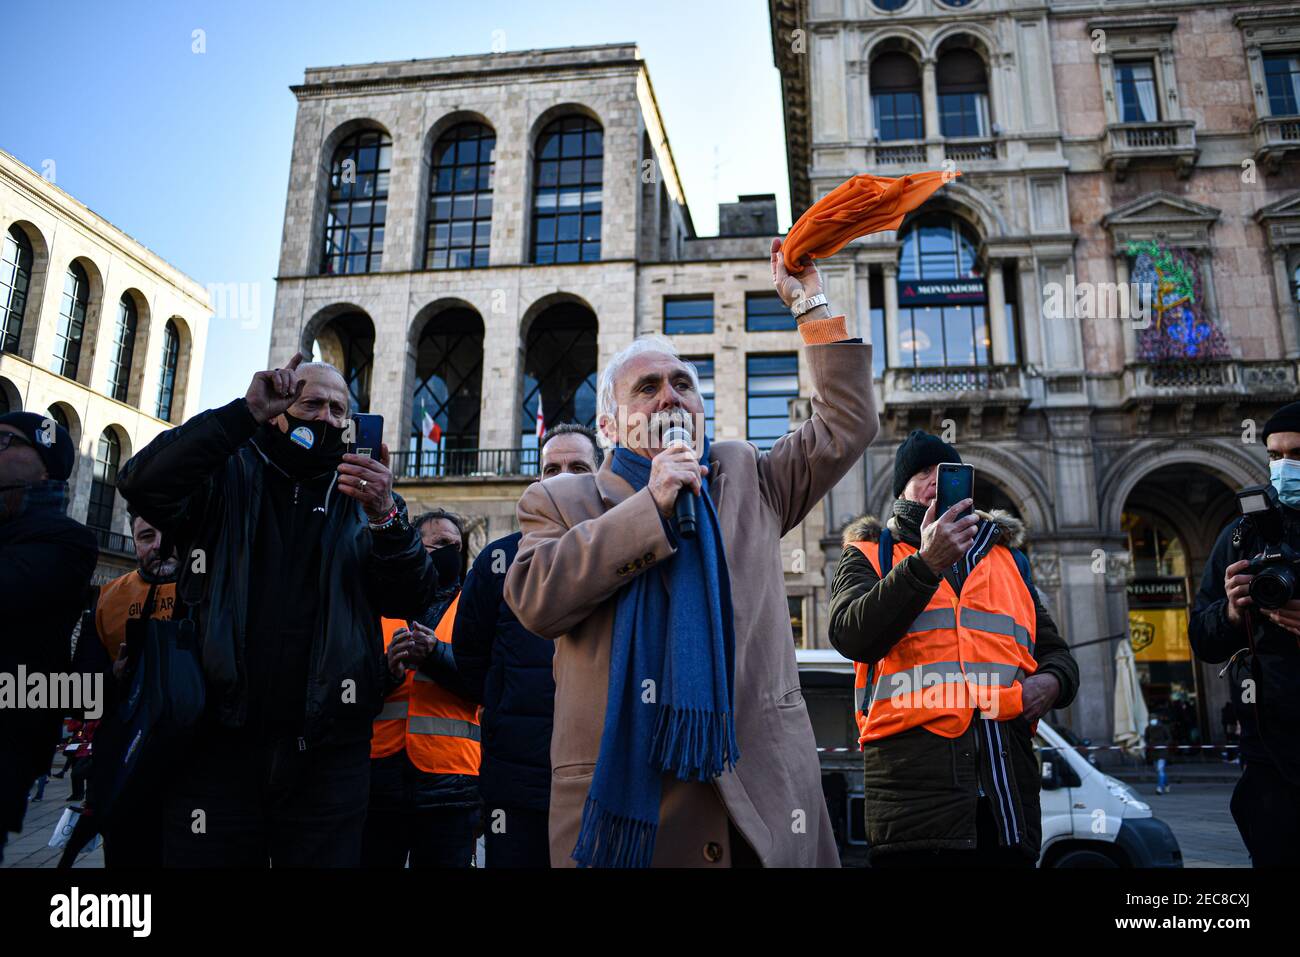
[504,478,677,640]
[757,238,878,534]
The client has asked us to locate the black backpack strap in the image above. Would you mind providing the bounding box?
[878,526,894,577]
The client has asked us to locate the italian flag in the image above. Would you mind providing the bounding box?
[421,404,442,445]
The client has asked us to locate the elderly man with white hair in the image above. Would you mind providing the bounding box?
[505,239,878,867]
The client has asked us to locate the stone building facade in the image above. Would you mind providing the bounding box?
[770,0,1300,748]
[0,149,211,582]
[268,46,831,646]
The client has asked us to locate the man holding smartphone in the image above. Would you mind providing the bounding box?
[117,354,437,867]
[828,430,1078,867]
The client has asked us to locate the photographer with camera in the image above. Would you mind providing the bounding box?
[1190,401,1300,867]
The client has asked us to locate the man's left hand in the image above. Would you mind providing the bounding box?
[337,443,395,522]
[1020,673,1061,723]
[1263,599,1300,638]
[770,237,825,311]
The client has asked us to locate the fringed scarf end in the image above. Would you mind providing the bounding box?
[571,794,658,869]
[651,704,740,781]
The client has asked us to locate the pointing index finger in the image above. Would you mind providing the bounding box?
[286,352,305,371]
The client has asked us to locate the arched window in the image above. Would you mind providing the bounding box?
[88,428,121,530]
[896,215,988,368]
[1,225,34,354]
[156,320,180,420]
[937,47,989,138]
[532,115,603,264]
[322,129,392,275]
[108,293,138,402]
[311,312,374,413]
[52,262,89,379]
[871,53,923,141]
[521,304,597,465]
[426,123,495,269]
[410,309,484,476]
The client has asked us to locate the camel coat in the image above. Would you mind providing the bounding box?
[504,334,876,867]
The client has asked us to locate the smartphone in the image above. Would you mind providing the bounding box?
[936,463,974,522]
[349,413,384,459]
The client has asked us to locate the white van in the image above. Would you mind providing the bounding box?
[796,648,1183,868]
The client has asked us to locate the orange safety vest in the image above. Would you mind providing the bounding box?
[370,594,482,775]
[847,537,1037,744]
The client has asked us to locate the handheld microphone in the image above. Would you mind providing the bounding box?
[663,424,698,540]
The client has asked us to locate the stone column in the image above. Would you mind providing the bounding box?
[1268,246,1300,358]
[921,58,940,141]
[1115,255,1137,366]
[1017,255,1045,369]
[987,260,1008,365]
[479,281,523,450]
[884,262,901,369]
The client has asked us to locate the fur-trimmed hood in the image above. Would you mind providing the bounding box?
[841,508,1027,549]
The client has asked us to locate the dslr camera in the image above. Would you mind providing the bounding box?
[1235,483,1300,610]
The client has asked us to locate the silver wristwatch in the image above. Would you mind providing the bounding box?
[791,293,828,319]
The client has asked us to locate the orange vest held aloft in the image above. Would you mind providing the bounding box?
[370,593,482,775]
[847,538,1037,745]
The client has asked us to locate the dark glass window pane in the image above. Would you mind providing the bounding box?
[156,320,180,420]
[746,353,798,449]
[1264,54,1300,116]
[108,294,138,402]
[426,123,495,270]
[664,297,714,335]
[0,225,34,354]
[533,115,603,264]
[52,263,89,379]
[746,293,795,332]
[320,128,392,275]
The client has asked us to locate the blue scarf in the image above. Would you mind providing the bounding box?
[572,438,740,867]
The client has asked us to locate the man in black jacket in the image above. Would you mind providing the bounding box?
[453,424,601,868]
[117,354,437,867]
[0,412,98,862]
[828,430,1078,866]
[1189,401,1300,867]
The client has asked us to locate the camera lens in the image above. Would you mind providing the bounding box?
[1250,566,1297,611]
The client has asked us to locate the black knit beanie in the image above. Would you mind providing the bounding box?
[1262,401,1300,443]
[893,429,962,498]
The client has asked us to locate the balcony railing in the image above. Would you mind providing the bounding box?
[872,141,928,166]
[882,365,1025,404]
[90,527,135,555]
[1125,359,1297,402]
[944,138,998,162]
[389,447,539,480]
[1253,115,1300,172]
[1101,120,1198,179]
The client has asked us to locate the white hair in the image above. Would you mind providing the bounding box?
[596,334,701,427]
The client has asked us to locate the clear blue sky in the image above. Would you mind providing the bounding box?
[0,0,791,410]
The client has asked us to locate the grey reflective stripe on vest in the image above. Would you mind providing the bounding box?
[865,660,1024,712]
[413,671,435,684]
[911,608,957,632]
[855,683,867,712]
[377,700,409,722]
[407,715,482,742]
[960,608,1033,654]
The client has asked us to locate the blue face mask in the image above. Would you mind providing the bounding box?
[1270,458,1300,508]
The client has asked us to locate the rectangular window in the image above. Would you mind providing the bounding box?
[747,353,798,449]
[746,293,794,332]
[1264,53,1300,116]
[872,92,923,141]
[939,92,989,138]
[664,296,714,335]
[788,595,807,649]
[1115,60,1158,123]
[898,305,990,368]
[683,355,715,439]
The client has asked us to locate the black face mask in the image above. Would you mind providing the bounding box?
[267,414,347,478]
[429,543,462,589]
